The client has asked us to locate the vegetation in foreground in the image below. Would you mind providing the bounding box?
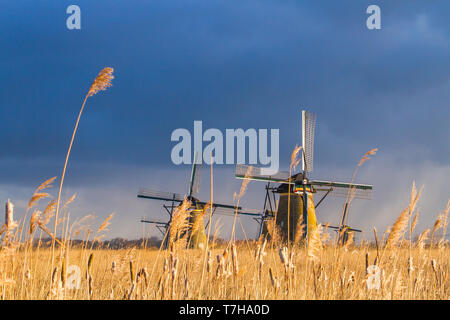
[0,244,448,299]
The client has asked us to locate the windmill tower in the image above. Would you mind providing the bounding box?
[236,109,373,244]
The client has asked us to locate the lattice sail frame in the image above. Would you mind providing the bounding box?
[235,164,292,183]
[311,180,373,200]
[137,188,185,202]
[302,110,316,172]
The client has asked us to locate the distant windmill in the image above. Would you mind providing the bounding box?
[236,110,373,244]
[138,152,260,248]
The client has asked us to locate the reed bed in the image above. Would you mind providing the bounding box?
[0,243,448,299]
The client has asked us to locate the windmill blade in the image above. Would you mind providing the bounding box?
[302,110,316,172]
[137,188,185,202]
[140,219,169,237]
[212,206,262,217]
[140,219,169,226]
[311,180,373,200]
[196,200,241,211]
[188,151,202,197]
[235,164,293,184]
[327,225,362,233]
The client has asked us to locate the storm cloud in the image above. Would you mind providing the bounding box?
[0,1,448,240]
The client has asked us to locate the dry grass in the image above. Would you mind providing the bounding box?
[0,245,447,299]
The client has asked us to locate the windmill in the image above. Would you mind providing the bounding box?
[138,152,261,249]
[235,110,373,244]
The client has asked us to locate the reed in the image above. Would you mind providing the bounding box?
[53,68,114,267]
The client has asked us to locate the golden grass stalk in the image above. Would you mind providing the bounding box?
[168,199,191,250]
[231,243,239,275]
[87,253,94,274]
[385,206,410,248]
[53,67,114,259]
[27,177,56,211]
[279,246,288,267]
[268,267,280,292]
[438,200,450,247]
[41,199,57,226]
[63,193,77,210]
[417,229,429,250]
[96,213,114,234]
[230,166,253,243]
[307,224,322,261]
[287,145,302,245]
[29,210,41,235]
[37,223,65,247]
[338,148,378,239]
[386,183,423,248]
[431,200,449,246]
[87,68,115,97]
[411,210,419,236]
[266,219,281,245]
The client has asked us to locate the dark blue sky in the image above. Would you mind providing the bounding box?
[0,1,449,240]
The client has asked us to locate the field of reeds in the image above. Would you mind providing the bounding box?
[0,67,448,300]
[0,175,448,300]
[0,237,448,299]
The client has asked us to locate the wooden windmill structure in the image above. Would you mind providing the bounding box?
[236,110,373,244]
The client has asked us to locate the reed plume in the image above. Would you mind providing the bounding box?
[266,219,281,245]
[230,166,253,243]
[168,199,192,250]
[63,193,77,210]
[338,148,378,241]
[87,67,114,97]
[430,200,449,245]
[97,213,114,234]
[386,207,410,248]
[27,177,56,211]
[417,229,430,249]
[307,224,322,261]
[41,200,57,226]
[411,210,419,235]
[386,183,422,248]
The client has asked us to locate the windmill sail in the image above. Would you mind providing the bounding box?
[311,180,373,200]
[302,110,316,172]
[137,189,185,202]
[235,164,292,184]
[212,206,261,217]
